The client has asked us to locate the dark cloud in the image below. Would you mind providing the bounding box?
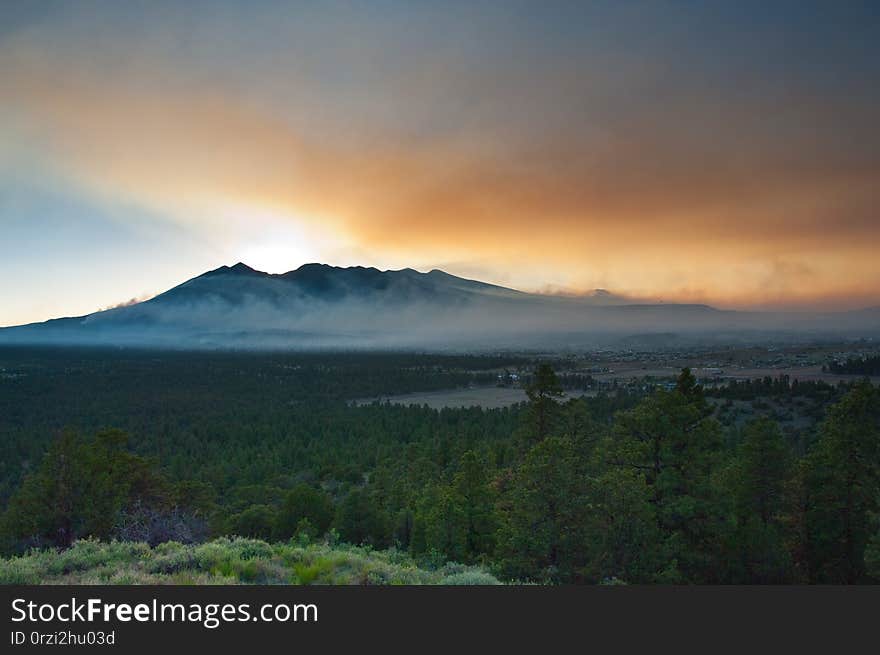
[0,0,878,315]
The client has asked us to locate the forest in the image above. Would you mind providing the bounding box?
[0,346,878,584]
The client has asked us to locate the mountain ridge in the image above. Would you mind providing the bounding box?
[1,263,878,349]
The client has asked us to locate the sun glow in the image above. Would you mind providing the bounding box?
[216,204,342,274]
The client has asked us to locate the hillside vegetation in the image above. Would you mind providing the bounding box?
[0,537,501,585]
[1,348,878,584]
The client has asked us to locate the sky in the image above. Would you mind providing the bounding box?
[1,0,879,326]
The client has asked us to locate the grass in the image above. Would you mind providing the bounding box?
[0,537,502,585]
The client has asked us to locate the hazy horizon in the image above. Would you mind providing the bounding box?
[5,259,880,331]
[2,1,879,326]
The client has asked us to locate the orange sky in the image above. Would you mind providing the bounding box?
[1,2,878,325]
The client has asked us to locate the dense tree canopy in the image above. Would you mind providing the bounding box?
[0,348,877,583]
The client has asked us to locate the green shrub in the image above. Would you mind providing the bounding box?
[292,558,335,584]
[47,539,147,575]
[439,571,501,585]
[0,554,43,584]
[0,537,502,585]
[233,538,274,561]
[146,541,198,574]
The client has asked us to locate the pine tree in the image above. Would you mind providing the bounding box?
[806,382,880,583]
[452,451,496,561]
[0,429,170,550]
[609,369,727,582]
[728,417,794,582]
[275,484,335,539]
[524,364,564,443]
[497,436,588,582]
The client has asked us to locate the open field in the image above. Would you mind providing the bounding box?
[353,361,880,410]
[711,365,879,384]
[576,341,880,385]
[591,364,879,384]
[356,386,528,409]
[355,386,596,409]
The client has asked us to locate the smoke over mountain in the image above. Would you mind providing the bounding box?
[2,263,879,350]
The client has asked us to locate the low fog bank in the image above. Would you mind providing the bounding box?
[1,267,878,351]
[2,294,878,352]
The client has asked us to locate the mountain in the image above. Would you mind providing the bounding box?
[165,262,526,306]
[2,263,879,350]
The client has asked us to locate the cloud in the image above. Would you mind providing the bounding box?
[99,296,154,311]
[1,1,878,311]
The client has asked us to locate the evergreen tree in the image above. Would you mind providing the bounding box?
[229,504,276,540]
[735,418,790,521]
[525,364,564,442]
[727,418,794,583]
[0,429,169,550]
[805,382,880,583]
[579,466,662,583]
[336,489,389,547]
[419,450,498,563]
[497,436,588,582]
[609,369,727,582]
[275,484,335,539]
[452,451,496,561]
[865,517,880,581]
[422,485,468,562]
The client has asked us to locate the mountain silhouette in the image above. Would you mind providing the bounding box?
[1,263,877,349]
